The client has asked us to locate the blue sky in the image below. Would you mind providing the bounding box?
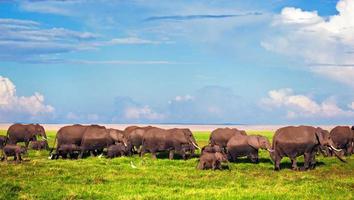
[0,0,353,124]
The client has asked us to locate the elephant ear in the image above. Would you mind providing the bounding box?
[315,127,325,146]
[247,136,260,150]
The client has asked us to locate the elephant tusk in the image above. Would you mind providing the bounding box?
[267,148,275,152]
[42,137,47,141]
[123,142,127,147]
[191,141,200,150]
[330,145,342,152]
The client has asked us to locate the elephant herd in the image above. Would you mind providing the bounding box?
[0,123,353,171]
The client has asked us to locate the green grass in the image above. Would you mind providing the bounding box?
[0,130,353,200]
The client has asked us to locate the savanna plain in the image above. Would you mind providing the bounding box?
[0,130,353,200]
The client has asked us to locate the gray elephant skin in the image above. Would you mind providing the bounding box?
[270,126,345,171]
[330,126,353,156]
[209,128,246,149]
[140,127,199,159]
[227,134,272,163]
[7,123,47,148]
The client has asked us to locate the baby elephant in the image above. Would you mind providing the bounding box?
[53,144,81,159]
[2,144,27,163]
[107,143,127,158]
[30,140,49,150]
[197,152,228,170]
[201,144,224,155]
[0,135,7,149]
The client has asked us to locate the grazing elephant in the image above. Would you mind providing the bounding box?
[330,126,353,156]
[270,126,345,171]
[7,123,46,148]
[124,126,155,154]
[209,128,247,149]
[107,144,127,158]
[0,136,7,149]
[78,126,127,158]
[30,140,49,150]
[140,127,200,159]
[227,134,272,163]
[197,152,228,170]
[2,144,27,163]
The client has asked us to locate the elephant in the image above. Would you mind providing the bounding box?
[181,143,197,159]
[107,144,127,158]
[50,124,96,158]
[209,128,247,150]
[197,152,228,170]
[30,140,49,150]
[2,144,27,163]
[201,144,224,155]
[55,144,81,159]
[227,134,272,163]
[78,126,127,158]
[329,126,353,156]
[124,126,155,154]
[7,123,46,148]
[140,127,200,159]
[270,126,345,171]
[0,135,7,149]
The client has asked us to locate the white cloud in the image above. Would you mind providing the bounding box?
[261,88,354,119]
[124,106,164,120]
[311,66,354,87]
[113,96,164,122]
[0,75,54,121]
[262,0,354,87]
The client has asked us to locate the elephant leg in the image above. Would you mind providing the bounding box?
[25,141,29,148]
[274,155,281,171]
[197,161,204,170]
[140,146,146,157]
[309,152,317,169]
[151,151,157,159]
[15,153,20,163]
[345,144,352,156]
[301,153,311,171]
[212,161,216,170]
[169,150,174,160]
[78,149,85,159]
[4,153,8,162]
[290,157,299,170]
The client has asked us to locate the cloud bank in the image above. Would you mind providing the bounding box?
[262,0,354,87]
[0,75,54,122]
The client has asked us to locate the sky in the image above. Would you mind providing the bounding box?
[0,0,353,125]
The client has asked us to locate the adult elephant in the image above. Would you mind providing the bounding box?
[124,126,154,154]
[270,126,345,171]
[51,124,104,158]
[7,123,47,148]
[79,126,128,158]
[140,127,200,159]
[330,126,354,156]
[51,124,90,159]
[209,128,246,149]
[227,134,272,163]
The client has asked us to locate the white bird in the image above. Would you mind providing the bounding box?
[130,161,137,169]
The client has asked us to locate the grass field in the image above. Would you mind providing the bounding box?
[0,130,353,200]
